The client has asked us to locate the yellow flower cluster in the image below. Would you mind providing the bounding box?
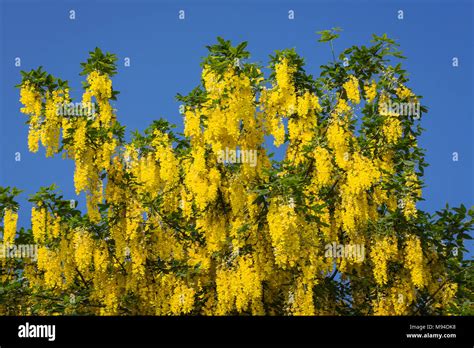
[382,116,402,144]
[19,82,71,155]
[184,148,221,212]
[170,282,196,315]
[3,209,18,244]
[93,242,109,274]
[370,235,398,286]
[100,281,120,315]
[327,119,350,169]
[86,71,113,100]
[72,118,89,194]
[31,206,48,243]
[406,171,422,198]
[399,172,419,220]
[372,279,415,315]
[73,231,94,274]
[27,117,41,153]
[364,80,377,103]
[296,91,321,118]
[436,282,458,308]
[287,91,321,163]
[343,75,360,104]
[260,58,297,146]
[338,153,380,236]
[275,58,297,111]
[184,109,201,139]
[312,146,333,188]
[153,130,179,189]
[404,236,425,288]
[201,66,257,153]
[37,246,63,288]
[43,89,69,157]
[216,255,262,314]
[334,98,351,116]
[139,152,160,193]
[267,199,300,268]
[396,85,414,100]
[196,211,226,253]
[344,153,381,195]
[403,197,417,220]
[289,278,315,315]
[19,81,42,116]
[70,71,117,220]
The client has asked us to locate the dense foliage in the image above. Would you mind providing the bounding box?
[1,31,472,315]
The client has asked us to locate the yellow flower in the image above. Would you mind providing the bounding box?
[267,199,300,268]
[275,58,296,100]
[296,91,321,118]
[184,109,201,138]
[27,115,41,153]
[3,209,18,244]
[19,81,42,116]
[312,146,332,187]
[73,231,94,273]
[170,282,196,315]
[334,98,351,115]
[216,255,262,314]
[260,57,297,146]
[403,197,417,219]
[289,278,315,315]
[396,85,414,100]
[344,152,381,195]
[31,206,47,242]
[51,216,61,238]
[37,246,63,288]
[343,75,360,104]
[87,71,112,100]
[364,80,377,103]
[43,89,69,157]
[382,116,402,144]
[370,235,398,286]
[404,236,425,288]
[327,119,350,169]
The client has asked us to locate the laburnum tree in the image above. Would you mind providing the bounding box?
[1,31,473,315]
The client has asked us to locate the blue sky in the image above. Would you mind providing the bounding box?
[0,0,473,244]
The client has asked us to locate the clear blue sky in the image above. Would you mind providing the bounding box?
[0,0,472,248]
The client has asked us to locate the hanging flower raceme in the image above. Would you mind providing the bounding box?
[404,235,425,288]
[20,81,43,153]
[73,229,95,274]
[326,118,350,170]
[216,255,263,315]
[364,80,377,103]
[260,57,297,147]
[370,235,398,286]
[170,282,196,315]
[311,146,333,188]
[43,89,70,157]
[396,84,415,100]
[267,198,301,268]
[287,91,321,164]
[343,75,360,104]
[86,70,113,100]
[2,209,18,244]
[31,204,49,243]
